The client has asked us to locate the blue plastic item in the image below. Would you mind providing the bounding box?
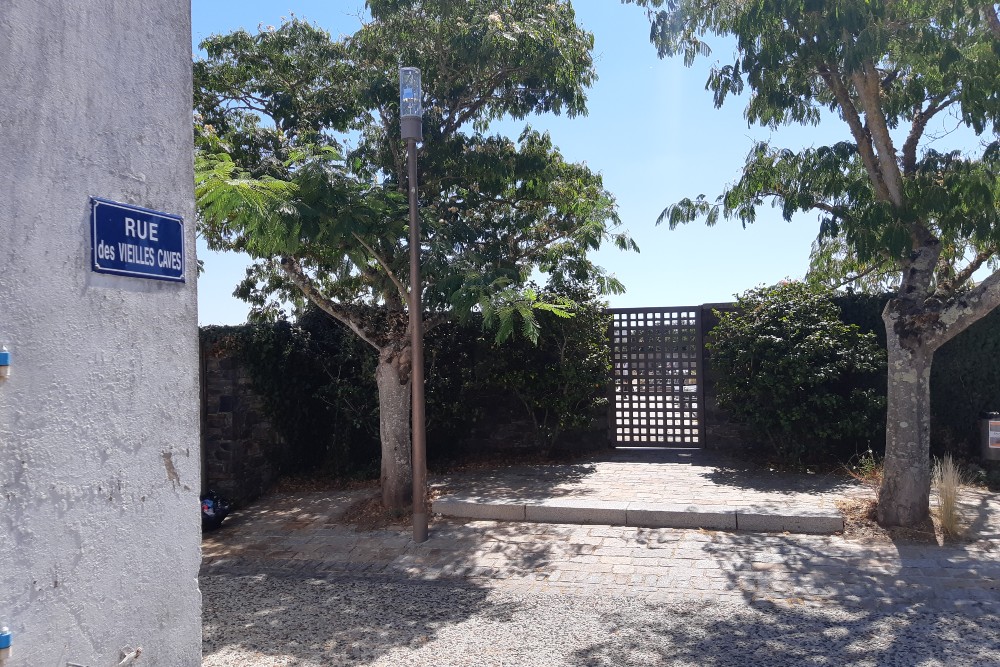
[201,490,230,531]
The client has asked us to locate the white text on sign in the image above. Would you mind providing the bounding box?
[124,217,158,241]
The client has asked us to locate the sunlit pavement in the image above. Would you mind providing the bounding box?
[430,448,866,533]
[202,480,1000,666]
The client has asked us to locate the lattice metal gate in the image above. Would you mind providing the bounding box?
[608,307,705,447]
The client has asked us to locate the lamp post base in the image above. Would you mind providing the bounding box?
[412,513,427,543]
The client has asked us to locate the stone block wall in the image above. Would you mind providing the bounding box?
[198,340,609,502]
[201,341,282,506]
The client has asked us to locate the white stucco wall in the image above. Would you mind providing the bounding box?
[0,1,201,665]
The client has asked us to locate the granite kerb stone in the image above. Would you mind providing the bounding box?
[432,495,846,535]
[735,506,844,533]
[626,502,737,530]
[432,497,526,521]
[525,499,628,525]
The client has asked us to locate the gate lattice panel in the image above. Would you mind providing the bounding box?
[609,307,705,447]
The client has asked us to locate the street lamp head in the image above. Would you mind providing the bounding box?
[399,66,423,141]
[399,67,422,117]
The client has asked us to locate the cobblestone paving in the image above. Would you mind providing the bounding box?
[431,449,869,512]
[203,465,1000,666]
[202,486,1000,610]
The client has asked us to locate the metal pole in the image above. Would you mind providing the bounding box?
[407,137,428,543]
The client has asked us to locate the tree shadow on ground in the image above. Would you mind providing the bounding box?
[201,491,573,665]
[961,489,1000,543]
[571,598,1000,666]
[429,444,869,507]
[696,450,864,496]
[201,474,1000,664]
[431,460,599,500]
[201,571,498,665]
[572,524,1000,666]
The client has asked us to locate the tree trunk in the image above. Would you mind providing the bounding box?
[375,345,412,511]
[877,324,933,527]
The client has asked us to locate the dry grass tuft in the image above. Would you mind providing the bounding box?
[933,453,967,537]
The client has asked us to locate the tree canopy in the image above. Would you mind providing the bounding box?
[194,1,636,507]
[627,0,1000,525]
[195,5,634,341]
[640,0,1000,293]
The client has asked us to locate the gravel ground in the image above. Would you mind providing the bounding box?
[202,571,1000,666]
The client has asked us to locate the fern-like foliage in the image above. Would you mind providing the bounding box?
[195,153,301,256]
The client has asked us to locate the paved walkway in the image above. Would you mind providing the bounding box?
[202,485,1000,608]
[432,448,868,532]
[202,455,1000,664]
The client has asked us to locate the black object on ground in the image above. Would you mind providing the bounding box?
[201,490,230,531]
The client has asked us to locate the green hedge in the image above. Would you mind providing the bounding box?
[201,300,609,477]
[833,293,1000,460]
[704,289,1000,464]
[708,283,886,465]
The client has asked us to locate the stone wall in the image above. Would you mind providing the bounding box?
[201,342,282,506]
[198,341,608,503]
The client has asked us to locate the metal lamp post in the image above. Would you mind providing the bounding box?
[400,67,427,543]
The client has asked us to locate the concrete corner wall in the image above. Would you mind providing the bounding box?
[0,1,201,665]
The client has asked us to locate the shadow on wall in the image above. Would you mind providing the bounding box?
[201,347,281,506]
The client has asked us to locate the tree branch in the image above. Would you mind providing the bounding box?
[378,106,408,194]
[851,60,904,207]
[846,60,947,299]
[832,261,894,289]
[351,232,408,304]
[757,189,850,220]
[423,312,450,335]
[985,4,1000,39]
[441,66,527,137]
[929,267,1000,349]
[819,61,893,203]
[279,256,380,349]
[902,95,956,175]
[937,248,996,295]
[811,201,847,217]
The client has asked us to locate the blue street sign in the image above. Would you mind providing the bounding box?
[90,197,185,282]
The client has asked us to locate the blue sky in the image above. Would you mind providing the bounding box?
[191,0,974,324]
